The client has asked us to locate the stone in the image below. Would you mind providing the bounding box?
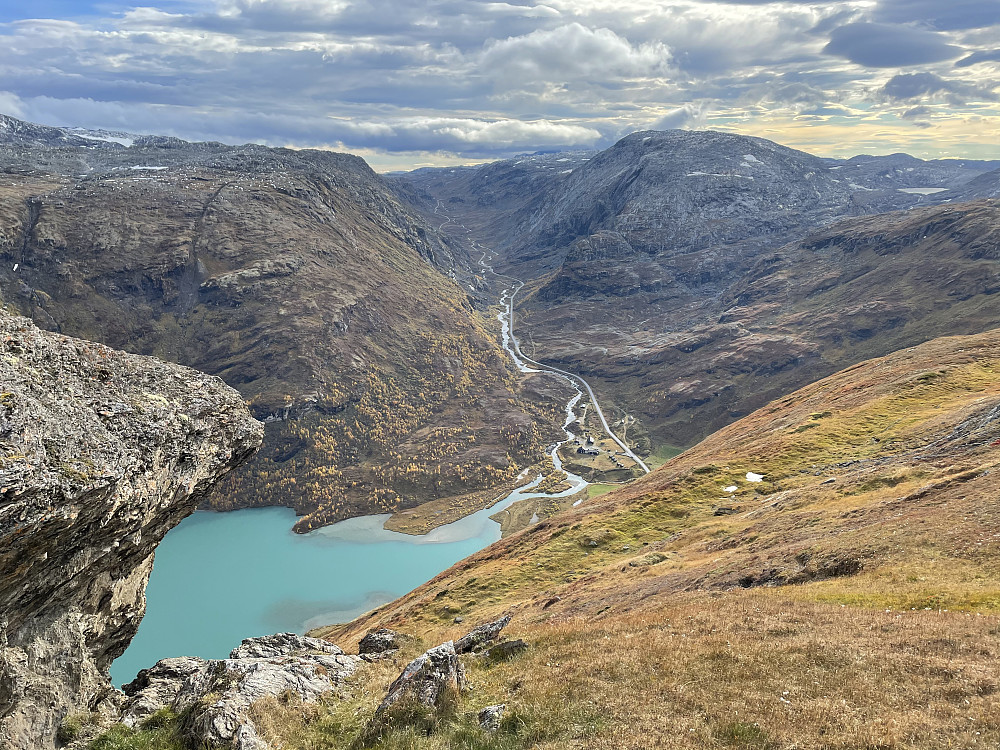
[120,657,208,727]
[120,635,362,750]
[478,704,506,732]
[0,312,263,750]
[371,641,465,721]
[358,628,405,658]
[454,616,512,654]
[229,633,343,660]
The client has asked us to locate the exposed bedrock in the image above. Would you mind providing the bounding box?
[0,311,263,749]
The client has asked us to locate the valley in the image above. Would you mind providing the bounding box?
[402,133,1000,455]
[0,116,578,534]
[4,113,1000,750]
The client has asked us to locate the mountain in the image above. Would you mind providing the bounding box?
[823,152,1000,191]
[949,166,1000,201]
[0,113,139,150]
[406,130,978,279]
[402,131,1000,454]
[0,310,262,750]
[297,325,1000,748]
[517,199,1000,448]
[0,115,568,531]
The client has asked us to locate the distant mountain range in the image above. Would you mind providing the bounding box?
[4,111,1000,522]
[400,128,1000,449]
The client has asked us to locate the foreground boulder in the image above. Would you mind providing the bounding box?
[375,642,465,715]
[121,634,361,749]
[0,313,263,750]
[358,628,407,660]
[454,615,512,654]
[363,641,465,742]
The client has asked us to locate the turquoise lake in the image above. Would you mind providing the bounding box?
[111,469,586,686]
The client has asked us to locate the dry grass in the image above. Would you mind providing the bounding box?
[293,329,1000,747]
[269,593,1000,749]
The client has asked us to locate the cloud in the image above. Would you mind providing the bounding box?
[0,1,997,162]
[901,104,933,119]
[2,90,604,154]
[331,116,603,152]
[0,91,26,118]
[823,22,963,67]
[956,49,1000,67]
[651,102,707,130]
[873,0,1000,31]
[480,23,671,89]
[878,72,998,103]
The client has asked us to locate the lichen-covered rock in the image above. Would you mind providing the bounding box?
[478,704,506,732]
[228,633,343,660]
[371,641,465,724]
[358,628,405,658]
[454,616,511,654]
[120,634,361,749]
[0,312,263,750]
[119,657,207,727]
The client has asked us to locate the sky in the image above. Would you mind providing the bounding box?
[0,0,998,170]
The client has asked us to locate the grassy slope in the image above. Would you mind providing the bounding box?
[290,327,1000,749]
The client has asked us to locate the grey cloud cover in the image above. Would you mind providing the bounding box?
[0,0,997,162]
[823,22,963,67]
[879,72,999,103]
[873,0,1000,31]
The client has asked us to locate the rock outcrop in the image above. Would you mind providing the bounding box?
[0,312,263,750]
[365,641,465,741]
[121,634,361,750]
[358,628,407,659]
[453,615,511,654]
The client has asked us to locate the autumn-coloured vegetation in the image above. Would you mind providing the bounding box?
[298,327,1000,748]
[0,166,571,531]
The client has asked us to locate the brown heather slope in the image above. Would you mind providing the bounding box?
[299,327,1000,749]
[517,198,1000,452]
[0,152,566,531]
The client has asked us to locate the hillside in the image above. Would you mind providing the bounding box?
[295,325,1000,749]
[0,116,567,531]
[516,198,1000,450]
[950,166,1000,201]
[405,130,993,278]
[401,132,1000,463]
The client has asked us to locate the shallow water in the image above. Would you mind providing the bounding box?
[111,469,585,685]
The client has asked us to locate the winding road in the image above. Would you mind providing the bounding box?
[432,199,650,475]
[502,283,651,474]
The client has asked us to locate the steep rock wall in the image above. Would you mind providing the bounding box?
[0,312,263,749]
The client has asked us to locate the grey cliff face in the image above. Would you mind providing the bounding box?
[0,311,263,749]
